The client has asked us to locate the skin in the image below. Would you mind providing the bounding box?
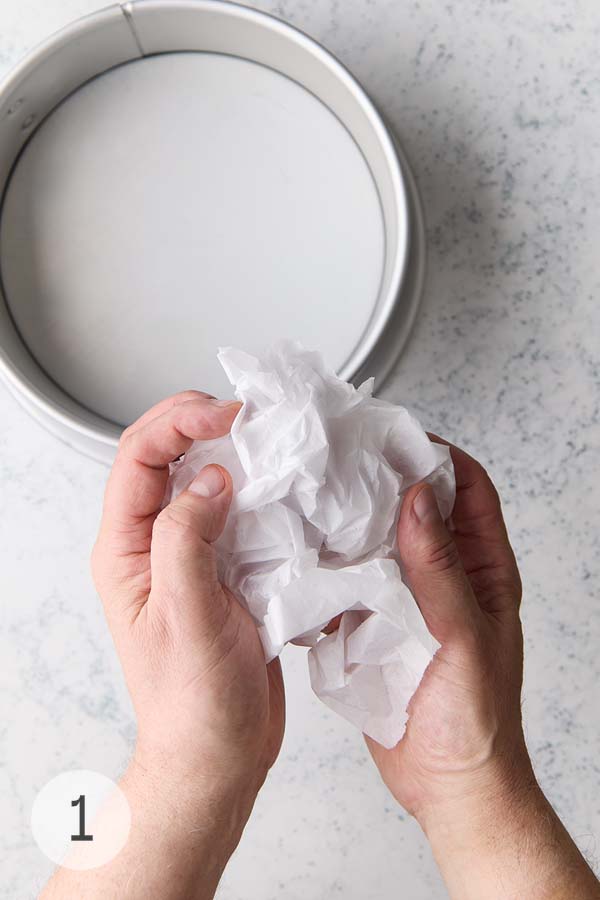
[42,393,599,899]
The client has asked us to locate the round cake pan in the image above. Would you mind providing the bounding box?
[0,0,424,464]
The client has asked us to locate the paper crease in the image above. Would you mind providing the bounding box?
[166,342,455,748]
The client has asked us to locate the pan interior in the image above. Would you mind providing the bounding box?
[0,52,385,426]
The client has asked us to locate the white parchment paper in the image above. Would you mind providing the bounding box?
[166,342,455,748]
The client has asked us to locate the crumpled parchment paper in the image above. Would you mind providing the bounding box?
[165,342,455,748]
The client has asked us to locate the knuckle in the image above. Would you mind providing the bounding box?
[481,469,502,509]
[90,537,114,588]
[153,502,199,540]
[421,535,461,573]
[472,461,502,511]
[90,540,103,584]
[174,389,213,403]
[117,426,134,453]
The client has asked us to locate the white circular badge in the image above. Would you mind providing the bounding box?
[31,769,131,870]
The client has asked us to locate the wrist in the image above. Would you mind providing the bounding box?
[417,749,568,900]
[126,747,259,838]
[419,756,600,900]
[118,749,259,898]
[417,745,540,844]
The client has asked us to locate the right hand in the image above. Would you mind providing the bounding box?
[367,439,600,900]
[367,439,532,823]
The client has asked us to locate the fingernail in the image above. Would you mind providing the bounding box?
[210,398,241,408]
[412,485,441,525]
[189,465,225,498]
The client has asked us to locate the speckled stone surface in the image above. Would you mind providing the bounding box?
[1,2,599,898]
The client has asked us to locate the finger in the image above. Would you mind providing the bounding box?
[428,434,521,611]
[120,389,216,438]
[398,482,481,644]
[97,398,241,558]
[149,465,233,632]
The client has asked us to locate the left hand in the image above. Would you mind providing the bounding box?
[92,390,285,812]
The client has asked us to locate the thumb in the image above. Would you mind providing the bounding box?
[398,482,481,644]
[149,464,233,631]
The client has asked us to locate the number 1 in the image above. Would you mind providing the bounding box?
[71,794,93,841]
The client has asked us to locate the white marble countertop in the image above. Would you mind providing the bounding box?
[1,1,599,897]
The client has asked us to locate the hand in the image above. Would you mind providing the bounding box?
[92,391,284,791]
[368,437,529,820]
[367,438,600,899]
[43,391,284,900]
